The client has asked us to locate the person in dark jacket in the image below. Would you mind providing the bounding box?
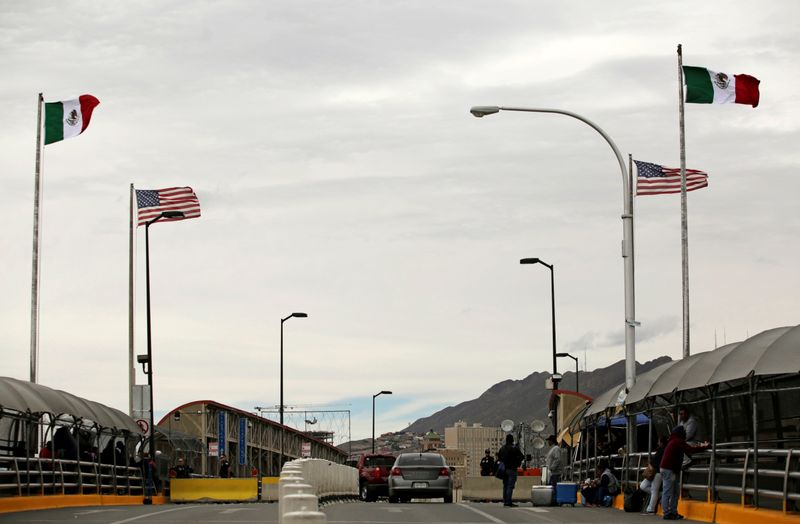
[497,434,524,507]
[580,459,619,507]
[660,426,709,520]
[479,449,495,477]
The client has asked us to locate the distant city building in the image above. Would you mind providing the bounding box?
[444,420,504,477]
[423,429,443,450]
[437,448,467,488]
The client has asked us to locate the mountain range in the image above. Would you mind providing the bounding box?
[400,356,673,435]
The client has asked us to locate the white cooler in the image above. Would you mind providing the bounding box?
[531,485,553,506]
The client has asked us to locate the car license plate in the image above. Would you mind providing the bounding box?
[412,482,428,488]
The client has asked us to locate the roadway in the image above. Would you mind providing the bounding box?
[0,501,702,523]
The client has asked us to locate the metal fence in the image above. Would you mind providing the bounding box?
[571,447,800,513]
[0,456,144,497]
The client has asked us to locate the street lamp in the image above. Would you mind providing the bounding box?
[472,105,637,392]
[372,391,392,454]
[556,352,579,393]
[280,312,307,468]
[520,258,558,390]
[143,210,184,501]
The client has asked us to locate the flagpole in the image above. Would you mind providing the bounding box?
[30,93,44,383]
[129,183,136,416]
[678,44,690,359]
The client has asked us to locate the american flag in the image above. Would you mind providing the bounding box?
[634,160,708,196]
[135,187,201,227]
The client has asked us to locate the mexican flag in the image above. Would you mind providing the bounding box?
[683,66,760,108]
[44,95,100,145]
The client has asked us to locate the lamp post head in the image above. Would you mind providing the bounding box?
[291,312,308,318]
[161,211,185,219]
[555,352,570,358]
[380,390,392,395]
[470,106,501,118]
[520,258,540,265]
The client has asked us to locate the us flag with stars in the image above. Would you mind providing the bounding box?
[634,160,708,196]
[135,187,201,226]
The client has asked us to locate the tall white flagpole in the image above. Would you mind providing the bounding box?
[129,183,136,416]
[678,44,690,358]
[30,93,44,383]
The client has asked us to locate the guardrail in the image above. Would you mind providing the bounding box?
[571,447,800,513]
[0,456,144,497]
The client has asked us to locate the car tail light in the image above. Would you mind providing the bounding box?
[390,467,402,476]
[372,467,382,479]
[439,467,450,477]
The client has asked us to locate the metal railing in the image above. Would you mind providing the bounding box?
[0,456,144,497]
[570,448,800,513]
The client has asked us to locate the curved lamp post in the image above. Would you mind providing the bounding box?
[471,105,637,392]
[556,352,579,393]
[520,257,557,388]
[372,390,392,453]
[279,312,307,468]
[141,209,184,502]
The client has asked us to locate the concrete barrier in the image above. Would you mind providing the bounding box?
[169,478,259,503]
[283,459,358,502]
[462,475,542,502]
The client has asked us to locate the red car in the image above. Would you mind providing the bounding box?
[356,453,396,501]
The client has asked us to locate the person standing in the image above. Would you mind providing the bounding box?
[479,449,496,477]
[644,435,668,515]
[497,434,524,507]
[219,454,231,478]
[171,457,193,478]
[545,435,563,488]
[660,426,709,520]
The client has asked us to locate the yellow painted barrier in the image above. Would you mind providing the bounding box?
[0,494,166,514]
[169,478,258,502]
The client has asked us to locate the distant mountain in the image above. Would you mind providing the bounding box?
[401,356,672,435]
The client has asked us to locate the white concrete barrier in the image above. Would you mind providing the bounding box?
[282,459,358,502]
[283,511,326,523]
[283,493,319,515]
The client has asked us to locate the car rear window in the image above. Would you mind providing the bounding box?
[396,454,444,466]
[364,456,395,467]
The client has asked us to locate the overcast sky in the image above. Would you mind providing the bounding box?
[2,1,798,443]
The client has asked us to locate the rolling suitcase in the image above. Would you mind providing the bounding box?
[555,482,579,506]
[531,485,554,506]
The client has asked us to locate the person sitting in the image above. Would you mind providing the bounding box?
[581,459,620,507]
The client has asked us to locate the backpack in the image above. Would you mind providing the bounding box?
[623,487,646,512]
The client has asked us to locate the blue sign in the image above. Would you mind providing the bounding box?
[239,418,247,465]
[218,412,226,457]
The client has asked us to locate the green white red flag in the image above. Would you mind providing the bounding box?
[44,95,100,145]
[683,66,760,107]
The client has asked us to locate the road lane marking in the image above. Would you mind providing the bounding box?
[75,509,124,515]
[220,507,256,513]
[458,503,506,524]
[109,505,199,524]
[525,507,550,512]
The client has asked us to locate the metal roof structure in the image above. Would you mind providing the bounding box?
[586,324,800,417]
[0,376,140,433]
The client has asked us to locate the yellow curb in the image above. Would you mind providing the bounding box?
[0,494,166,514]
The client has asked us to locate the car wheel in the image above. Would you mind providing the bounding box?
[400,496,410,503]
[388,493,399,503]
[444,492,453,503]
[359,482,369,502]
